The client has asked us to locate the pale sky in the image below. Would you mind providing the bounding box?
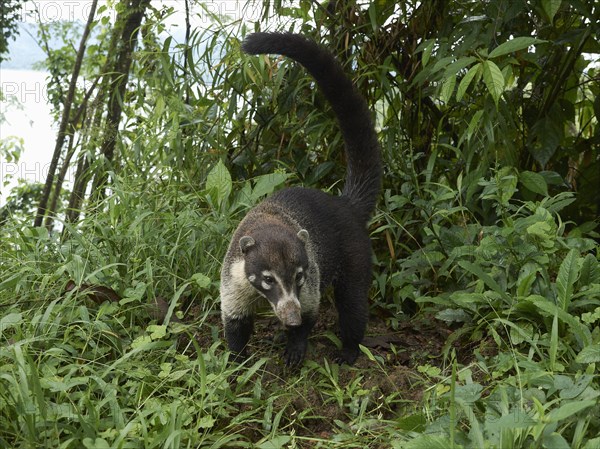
[0,69,55,204]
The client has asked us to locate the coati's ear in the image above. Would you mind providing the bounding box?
[297,229,309,243]
[239,236,255,253]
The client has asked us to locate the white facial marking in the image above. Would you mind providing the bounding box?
[296,267,304,286]
[221,259,259,319]
[261,270,275,290]
[230,259,247,284]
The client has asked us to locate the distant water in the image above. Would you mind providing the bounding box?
[0,69,55,206]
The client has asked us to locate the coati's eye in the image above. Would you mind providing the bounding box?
[259,271,276,290]
[263,275,275,284]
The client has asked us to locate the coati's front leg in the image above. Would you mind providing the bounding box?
[223,314,254,362]
[284,312,317,366]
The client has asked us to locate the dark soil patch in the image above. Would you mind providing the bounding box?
[180,302,475,445]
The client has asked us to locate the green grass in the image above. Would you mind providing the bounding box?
[1,166,599,448]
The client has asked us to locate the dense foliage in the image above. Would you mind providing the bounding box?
[0,0,28,62]
[1,0,598,447]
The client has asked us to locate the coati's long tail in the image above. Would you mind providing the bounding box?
[242,32,381,224]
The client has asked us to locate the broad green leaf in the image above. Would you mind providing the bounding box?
[444,56,478,77]
[497,166,518,205]
[148,324,167,340]
[466,110,484,141]
[542,433,571,449]
[582,307,600,325]
[526,220,554,248]
[120,282,147,305]
[489,37,545,59]
[440,74,456,103]
[359,344,383,363]
[449,292,485,311]
[556,249,580,311]
[458,261,510,301]
[542,0,562,22]
[506,321,533,345]
[482,60,504,106]
[0,273,19,291]
[0,312,22,332]
[367,2,378,32]
[519,170,548,196]
[456,63,481,101]
[486,409,538,431]
[575,344,600,363]
[395,413,427,432]
[305,161,335,185]
[191,272,211,289]
[436,308,472,323]
[403,434,454,449]
[453,383,483,403]
[539,170,564,185]
[546,400,596,422]
[83,438,111,449]
[583,438,600,449]
[198,415,216,429]
[169,369,190,381]
[257,435,291,449]
[206,159,232,205]
[41,377,89,393]
[420,39,435,67]
[415,37,434,53]
[251,172,290,200]
[517,263,540,297]
[526,295,591,345]
[558,375,594,399]
[431,56,455,74]
[579,253,600,286]
[530,115,563,168]
[417,364,441,377]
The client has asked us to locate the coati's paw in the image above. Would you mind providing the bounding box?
[335,346,359,365]
[284,340,307,367]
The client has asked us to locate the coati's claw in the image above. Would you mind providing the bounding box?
[284,341,307,367]
[335,347,359,366]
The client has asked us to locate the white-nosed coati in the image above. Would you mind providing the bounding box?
[220,32,381,366]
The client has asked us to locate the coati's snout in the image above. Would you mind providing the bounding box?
[247,268,305,327]
[275,295,302,327]
[239,226,309,327]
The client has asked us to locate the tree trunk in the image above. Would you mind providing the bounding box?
[90,0,152,202]
[33,0,98,228]
[64,0,151,225]
[45,79,99,229]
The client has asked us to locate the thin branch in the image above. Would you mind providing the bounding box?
[33,0,99,227]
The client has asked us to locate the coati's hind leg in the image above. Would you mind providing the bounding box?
[284,312,317,366]
[333,268,370,365]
